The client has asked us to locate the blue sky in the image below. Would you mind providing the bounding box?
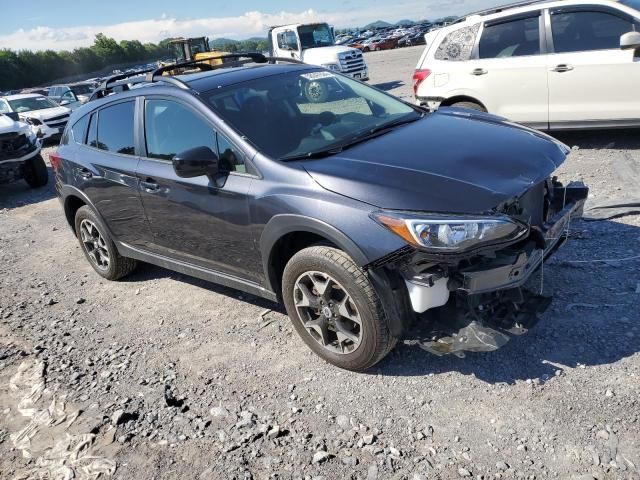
[1,0,501,51]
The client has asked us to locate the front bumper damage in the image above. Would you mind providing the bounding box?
[369,179,589,356]
[0,132,42,184]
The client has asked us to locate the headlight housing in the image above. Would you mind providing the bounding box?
[372,211,528,252]
[321,63,340,72]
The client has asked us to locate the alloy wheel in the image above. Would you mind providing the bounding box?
[293,271,362,354]
[79,219,110,271]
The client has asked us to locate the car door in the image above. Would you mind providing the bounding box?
[135,96,258,282]
[76,101,151,248]
[546,6,640,126]
[441,12,549,126]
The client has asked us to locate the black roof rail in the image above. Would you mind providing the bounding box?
[452,0,549,23]
[89,53,307,101]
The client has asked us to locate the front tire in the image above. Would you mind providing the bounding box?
[74,206,137,280]
[282,246,396,371]
[450,101,486,112]
[23,154,48,188]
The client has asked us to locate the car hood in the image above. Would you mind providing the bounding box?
[301,108,569,214]
[20,106,70,120]
[0,115,30,135]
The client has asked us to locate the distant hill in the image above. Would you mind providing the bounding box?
[395,19,416,26]
[363,20,393,29]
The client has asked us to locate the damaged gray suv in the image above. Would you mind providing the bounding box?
[53,55,588,371]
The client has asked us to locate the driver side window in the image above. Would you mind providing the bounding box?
[144,98,247,172]
[277,31,298,50]
[145,99,216,161]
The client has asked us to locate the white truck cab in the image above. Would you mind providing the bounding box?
[269,23,369,80]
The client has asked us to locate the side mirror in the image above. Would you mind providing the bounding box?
[620,31,640,50]
[172,146,219,178]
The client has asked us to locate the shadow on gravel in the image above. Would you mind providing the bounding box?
[550,128,640,150]
[372,81,405,92]
[0,166,56,210]
[375,218,640,384]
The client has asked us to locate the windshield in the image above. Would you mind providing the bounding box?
[297,24,334,49]
[620,0,640,11]
[8,96,59,113]
[205,69,420,159]
[71,84,93,95]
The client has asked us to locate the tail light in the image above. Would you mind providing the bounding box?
[49,151,61,171]
[412,69,431,95]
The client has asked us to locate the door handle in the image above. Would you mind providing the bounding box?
[140,179,160,192]
[471,68,488,75]
[552,64,574,72]
[79,168,93,179]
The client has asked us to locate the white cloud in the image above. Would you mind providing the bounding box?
[0,1,496,51]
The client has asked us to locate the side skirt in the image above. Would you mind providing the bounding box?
[116,242,278,302]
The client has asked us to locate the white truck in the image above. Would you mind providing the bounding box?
[268,23,369,80]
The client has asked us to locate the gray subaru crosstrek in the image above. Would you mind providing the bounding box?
[52,55,588,371]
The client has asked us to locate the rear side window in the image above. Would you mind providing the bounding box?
[96,101,135,155]
[144,99,215,161]
[435,24,480,61]
[551,10,633,53]
[71,115,90,144]
[479,16,540,58]
[87,113,98,148]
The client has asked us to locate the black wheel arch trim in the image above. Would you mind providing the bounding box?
[59,185,114,239]
[260,214,370,293]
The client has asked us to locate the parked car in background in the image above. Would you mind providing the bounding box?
[21,87,50,96]
[0,113,47,188]
[414,0,640,129]
[0,94,71,139]
[365,37,399,51]
[49,82,95,107]
[53,56,587,370]
[399,32,428,47]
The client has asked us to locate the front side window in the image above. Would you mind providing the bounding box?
[551,10,634,53]
[206,69,419,160]
[435,24,480,61]
[217,134,246,173]
[277,31,299,50]
[96,101,135,155]
[479,16,541,58]
[144,99,216,161]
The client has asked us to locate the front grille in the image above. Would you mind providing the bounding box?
[44,114,69,128]
[339,52,366,74]
[0,132,34,161]
[0,132,28,152]
[46,113,69,122]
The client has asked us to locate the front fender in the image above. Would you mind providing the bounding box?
[260,214,369,292]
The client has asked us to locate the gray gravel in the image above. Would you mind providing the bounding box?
[1,47,639,480]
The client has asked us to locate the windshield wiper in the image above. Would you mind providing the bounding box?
[281,113,423,162]
[281,146,344,161]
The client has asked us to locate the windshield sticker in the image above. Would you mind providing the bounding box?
[301,72,335,81]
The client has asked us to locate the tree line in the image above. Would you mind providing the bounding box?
[0,34,274,91]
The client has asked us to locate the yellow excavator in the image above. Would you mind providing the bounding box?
[161,37,230,74]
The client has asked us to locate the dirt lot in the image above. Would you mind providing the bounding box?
[1,47,639,480]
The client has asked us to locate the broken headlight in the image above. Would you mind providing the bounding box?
[372,212,528,252]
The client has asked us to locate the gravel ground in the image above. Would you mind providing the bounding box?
[1,47,639,480]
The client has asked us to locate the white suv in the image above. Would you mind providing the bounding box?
[413,0,640,129]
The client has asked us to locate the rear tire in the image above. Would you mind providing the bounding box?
[23,154,48,188]
[74,206,137,280]
[282,246,396,371]
[449,101,486,112]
